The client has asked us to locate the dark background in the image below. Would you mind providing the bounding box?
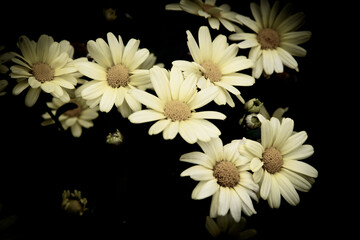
[0,0,343,239]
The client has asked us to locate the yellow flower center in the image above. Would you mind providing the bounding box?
[201,61,222,83]
[164,100,191,121]
[32,62,54,83]
[262,147,283,174]
[257,28,281,50]
[107,64,129,88]
[213,160,240,188]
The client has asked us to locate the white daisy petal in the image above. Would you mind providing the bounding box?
[283,145,314,161]
[180,165,214,181]
[179,120,198,144]
[260,170,271,199]
[218,187,231,216]
[148,118,171,135]
[282,160,318,178]
[280,131,307,155]
[180,151,214,169]
[25,87,41,107]
[107,32,122,65]
[191,179,219,200]
[163,121,180,140]
[198,26,212,61]
[128,109,166,123]
[150,66,171,102]
[268,174,281,208]
[275,173,300,206]
[99,87,117,112]
[188,86,219,110]
[75,61,107,81]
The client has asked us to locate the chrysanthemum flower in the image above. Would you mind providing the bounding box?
[229,0,311,78]
[128,66,226,144]
[165,0,244,32]
[41,93,99,137]
[239,116,318,208]
[173,26,254,107]
[10,35,80,107]
[180,138,258,222]
[75,32,151,116]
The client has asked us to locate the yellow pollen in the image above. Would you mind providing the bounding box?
[164,100,191,121]
[201,61,222,83]
[213,160,240,188]
[257,28,280,50]
[262,147,283,174]
[32,62,54,83]
[107,64,129,88]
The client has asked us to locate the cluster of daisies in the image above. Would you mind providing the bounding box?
[1,0,317,231]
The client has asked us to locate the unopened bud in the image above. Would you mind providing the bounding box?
[106,129,124,146]
[244,98,263,113]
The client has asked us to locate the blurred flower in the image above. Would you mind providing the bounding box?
[41,92,99,137]
[75,32,151,116]
[103,8,117,21]
[165,0,244,32]
[0,80,8,96]
[229,0,311,78]
[239,116,318,208]
[129,66,226,144]
[180,138,258,221]
[9,35,82,107]
[61,190,88,216]
[0,46,14,74]
[206,214,256,239]
[173,26,254,106]
[106,129,124,146]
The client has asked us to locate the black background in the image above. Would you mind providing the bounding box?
[0,0,344,239]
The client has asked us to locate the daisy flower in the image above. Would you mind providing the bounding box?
[173,26,255,107]
[165,0,244,32]
[75,32,150,116]
[239,116,318,208]
[180,138,258,222]
[229,0,311,78]
[128,66,226,144]
[41,92,99,137]
[9,35,80,107]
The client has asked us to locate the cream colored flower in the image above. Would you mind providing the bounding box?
[229,0,311,78]
[173,26,254,107]
[180,138,258,221]
[166,0,244,32]
[10,35,80,106]
[129,66,226,144]
[41,93,99,137]
[75,32,150,116]
[239,116,318,208]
